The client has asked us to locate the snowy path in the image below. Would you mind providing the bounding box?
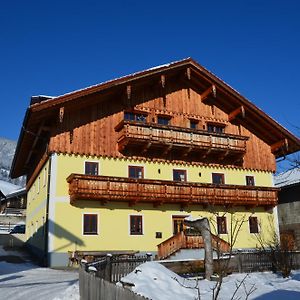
[0,246,79,300]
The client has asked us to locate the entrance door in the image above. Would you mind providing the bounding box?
[172,216,187,235]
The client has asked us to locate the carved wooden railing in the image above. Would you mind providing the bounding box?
[115,121,248,158]
[67,174,278,207]
[157,231,231,260]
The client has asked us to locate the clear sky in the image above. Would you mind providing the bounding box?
[0,0,299,169]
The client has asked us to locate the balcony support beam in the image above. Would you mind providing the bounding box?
[200,85,216,102]
[271,139,288,153]
[228,106,245,122]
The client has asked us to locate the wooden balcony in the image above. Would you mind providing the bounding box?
[67,174,278,208]
[115,121,248,164]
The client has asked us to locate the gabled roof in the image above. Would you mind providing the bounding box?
[0,180,22,198]
[274,168,300,188]
[11,58,300,178]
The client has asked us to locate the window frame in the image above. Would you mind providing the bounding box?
[217,216,227,234]
[249,216,259,234]
[207,123,225,134]
[190,120,198,130]
[173,169,187,182]
[124,112,147,123]
[212,173,225,185]
[129,215,143,236]
[128,166,144,179]
[84,161,99,176]
[157,116,171,126]
[83,213,99,235]
[246,176,255,186]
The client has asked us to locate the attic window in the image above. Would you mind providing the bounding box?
[207,123,225,134]
[157,116,171,126]
[124,112,147,123]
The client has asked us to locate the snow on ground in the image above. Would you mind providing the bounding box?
[1,245,300,300]
[0,246,79,300]
[120,261,300,300]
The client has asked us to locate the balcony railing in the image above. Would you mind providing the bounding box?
[115,121,248,163]
[67,174,278,208]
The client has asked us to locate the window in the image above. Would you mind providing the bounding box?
[124,112,147,123]
[246,176,255,186]
[157,116,170,126]
[207,123,225,134]
[128,166,144,179]
[173,169,187,182]
[83,214,98,235]
[212,173,225,185]
[130,215,143,235]
[249,216,259,234]
[85,162,99,175]
[217,216,227,234]
[190,120,198,129]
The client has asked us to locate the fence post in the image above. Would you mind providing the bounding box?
[105,253,112,282]
[237,251,242,273]
[146,253,152,261]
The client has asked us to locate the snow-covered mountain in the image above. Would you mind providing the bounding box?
[0,137,25,186]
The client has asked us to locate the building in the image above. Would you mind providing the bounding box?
[275,168,300,249]
[0,180,26,214]
[10,58,300,266]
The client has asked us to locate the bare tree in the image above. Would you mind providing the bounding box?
[209,212,247,300]
[184,217,214,280]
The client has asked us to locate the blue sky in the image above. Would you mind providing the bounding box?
[0,0,299,169]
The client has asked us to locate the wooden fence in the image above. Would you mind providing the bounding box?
[79,264,149,300]
[232,250,300,273]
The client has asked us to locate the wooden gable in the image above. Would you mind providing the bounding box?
[11,58,300,178]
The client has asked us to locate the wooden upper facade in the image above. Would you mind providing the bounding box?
[11,58,300,181]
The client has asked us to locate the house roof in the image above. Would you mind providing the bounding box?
[10,58,300,178]
[274,168,300,188]
[0,180,22,198]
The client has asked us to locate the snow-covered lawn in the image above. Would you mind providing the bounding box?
[0,246,79,300]
[120,262,300,300]
[1,245,300,300]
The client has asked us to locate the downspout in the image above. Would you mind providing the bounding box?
[44,154,52,266]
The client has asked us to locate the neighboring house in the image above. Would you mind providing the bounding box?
[10,58,300,267]
[275,168,300,250]
[0,180,25,213]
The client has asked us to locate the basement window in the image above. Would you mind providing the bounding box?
[217,216,227,234]
[249,216,259,234]
[83,214,98,235]
[130,215,143,235]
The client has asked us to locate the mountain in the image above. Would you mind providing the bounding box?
[0,137,26,186]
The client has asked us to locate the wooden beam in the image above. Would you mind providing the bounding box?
[200,85,216,102]
[126,85,131,100]
[186,67,191,80]
[228,106,245,122]
[271,139,288,153]
[59,107,64,123]
[160,75,166,88]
